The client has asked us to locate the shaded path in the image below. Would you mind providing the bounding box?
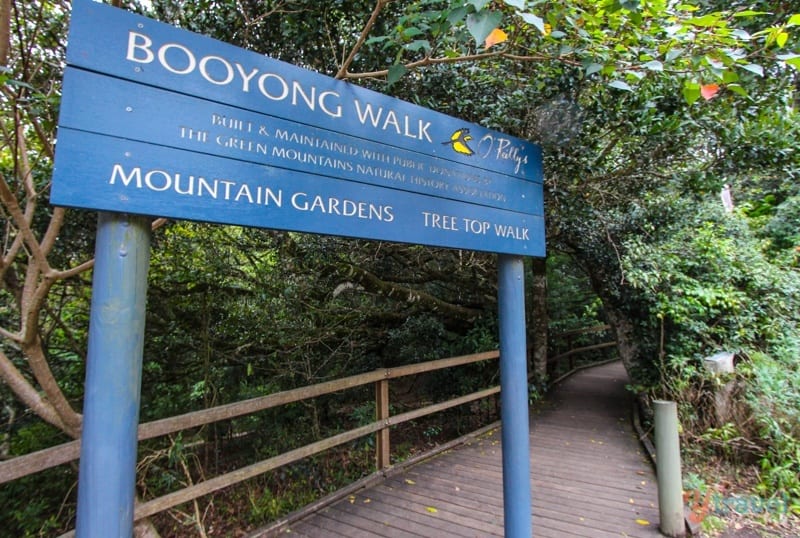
[265,361,662,537]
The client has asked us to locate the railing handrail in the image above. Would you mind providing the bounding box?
[0,349,499,484]
[548,341,617,364]
[552,323,611,339]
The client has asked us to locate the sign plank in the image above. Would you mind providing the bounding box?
[64,0,542,183]
[58,68,543,215]
[53,129,545,256]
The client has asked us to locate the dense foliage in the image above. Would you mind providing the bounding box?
[1,0,799,535]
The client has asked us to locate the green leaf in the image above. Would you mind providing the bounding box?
[387,64,407,85]
[468,0,492,11]
[741,63,764,76]
[787,14,800,27]
[405,39,431,53]
[401,27,425,39]
[5,78,34,90]
[466,11,503,45]
[733,10,770,18]
[776,31,789,48]
[665,48,683,62]
[726,84,748,97]
[682,81,701,104]
[365,35,390,46]
[503,0,526,9]
[446,7,469,25]
[585,62,604,76]
[722,48,746,62]
[609,80,633,91]
[722,69,739,83]
[784,56,800,70]
[731,29,751,40]
[686,14,723,28]
[520,13,546,34]
[643,60,663,71]
[777,53,800,61]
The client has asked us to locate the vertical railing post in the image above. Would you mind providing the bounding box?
[498,254,532,537]
[76,213,151,538]
[654,400,686,537]
[375,375,390,470]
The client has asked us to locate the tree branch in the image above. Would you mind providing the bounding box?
[342,50,506,80]
[340,262,483,322]
[340,47,581,81]
[0,347,67,433]
[0,0,9,66]
[39,207,64,258]
[21,336,82,437]
[0,177,52,280]
[336,0,394,80]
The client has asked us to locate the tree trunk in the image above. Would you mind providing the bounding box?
[585,265,646,379]
[601,300,642,375]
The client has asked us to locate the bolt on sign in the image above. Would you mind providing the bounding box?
[52,0,545,257]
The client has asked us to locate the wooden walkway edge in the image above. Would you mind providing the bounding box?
[258,361,663,537]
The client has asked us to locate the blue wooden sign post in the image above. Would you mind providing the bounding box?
[77,213,151,535]
[498,255,533,536]
[55,2,544,536]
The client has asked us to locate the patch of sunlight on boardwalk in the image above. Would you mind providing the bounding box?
[255,361,663,537]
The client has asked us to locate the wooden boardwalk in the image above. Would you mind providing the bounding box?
[266,361,662,537]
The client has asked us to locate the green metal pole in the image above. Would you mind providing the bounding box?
[654,400,685,537]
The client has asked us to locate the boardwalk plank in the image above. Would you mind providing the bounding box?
[315,500,430,538]
[368,484,505,535]
[401,466,651,524]
[339,490,491,537]
[291,511,376,537]
[262,361,663,538]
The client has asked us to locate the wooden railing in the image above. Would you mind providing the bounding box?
[1,325,616,532]
[547,324,615,373]
[1,350,501,526]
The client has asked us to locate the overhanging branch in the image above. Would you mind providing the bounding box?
[340,262,483,322]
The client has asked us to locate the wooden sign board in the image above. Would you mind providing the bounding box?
[62,4,541,535]
[52,0,545,256]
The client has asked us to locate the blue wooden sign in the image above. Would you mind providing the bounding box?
[52,0,546,256]
[61,3,542,537]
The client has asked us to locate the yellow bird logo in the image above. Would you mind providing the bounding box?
[443,128,474,156]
